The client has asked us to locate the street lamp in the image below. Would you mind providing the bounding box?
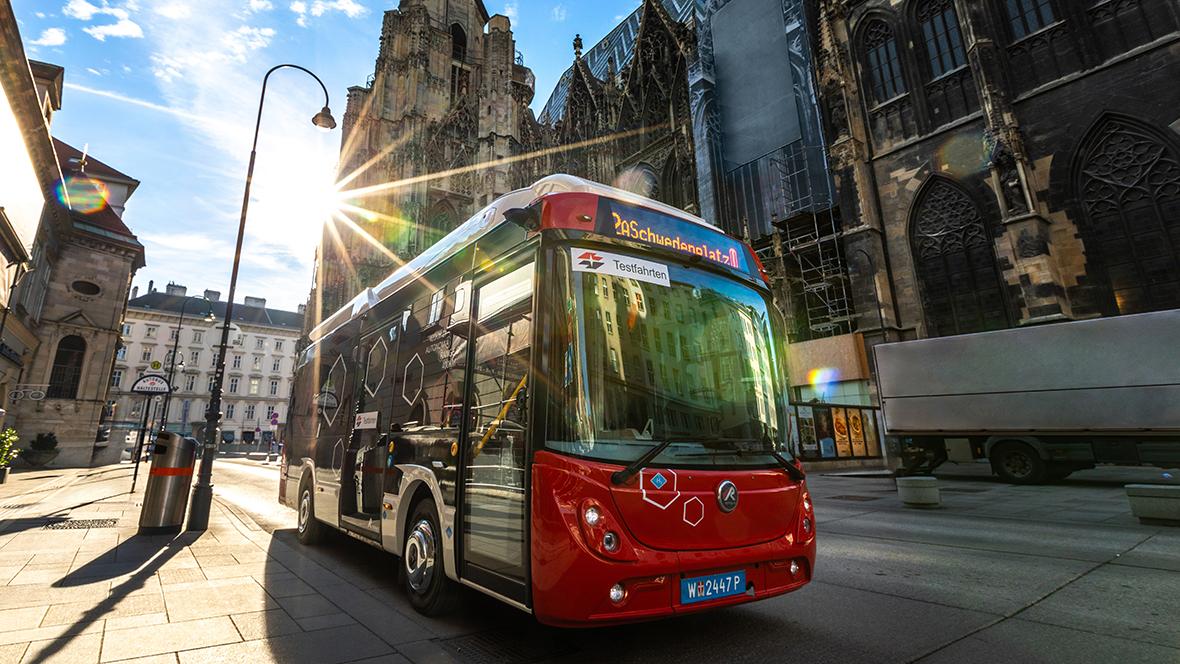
[187,64,336,532]
[160,295,214,432]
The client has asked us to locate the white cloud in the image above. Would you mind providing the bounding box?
[288,0,305,12]
[154,2,191,19]
[86,67,103,75]
[221,25,276,62]
[550,4,566,22]
[309,0,366,18]
[503,1,518,24]
[247,0,274,11]
[35,12,48,19]
[83,18,143,40]
[30,27,68,46]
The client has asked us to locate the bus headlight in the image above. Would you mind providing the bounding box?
[584,506,601,526]
[609,583,626,604]
[603,531,620,552]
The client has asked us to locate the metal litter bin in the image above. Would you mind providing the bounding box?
[138,432,198,535]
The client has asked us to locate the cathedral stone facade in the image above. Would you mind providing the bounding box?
[812,0,1180,349]
[309,0,698,329]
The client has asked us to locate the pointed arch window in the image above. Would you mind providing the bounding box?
[917,0,967,77]
[47,335,87,399]
[1076,118,1180,315]
[1005,0,1055,40]
[862,20,907,104]
[451,24,467,61]
[911,179,1010,336]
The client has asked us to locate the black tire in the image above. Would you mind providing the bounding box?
[992,442,1047,484]
[296,480,324,545]
[403,498,456,616]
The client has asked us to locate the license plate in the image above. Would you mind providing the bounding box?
[680,570,747,605]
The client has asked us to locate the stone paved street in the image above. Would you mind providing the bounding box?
[0,460,1176,663]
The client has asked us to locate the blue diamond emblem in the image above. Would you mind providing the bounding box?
[651,472,667,489]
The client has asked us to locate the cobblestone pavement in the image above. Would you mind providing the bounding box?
[1,461,1178,663]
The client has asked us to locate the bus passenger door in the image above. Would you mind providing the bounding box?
[458,261,535,604]
[340,330,390,537]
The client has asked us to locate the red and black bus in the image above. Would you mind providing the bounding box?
[280,175,815,626]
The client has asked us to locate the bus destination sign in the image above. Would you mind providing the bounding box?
[600,200,749,274]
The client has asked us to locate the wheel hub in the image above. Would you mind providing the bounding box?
[405,519,436,593]
[1004,452,1031,478]
[298,492,310,533]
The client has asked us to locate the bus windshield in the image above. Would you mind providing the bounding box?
[548,247,792,468]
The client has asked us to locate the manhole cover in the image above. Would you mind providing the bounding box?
[43,519,118,530]
[941,488,990,494]
[439,631,574,664]
[826,495,881,502]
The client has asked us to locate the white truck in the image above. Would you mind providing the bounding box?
[874,309,1180,483]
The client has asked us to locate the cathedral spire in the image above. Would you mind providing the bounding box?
[573,34,583,59]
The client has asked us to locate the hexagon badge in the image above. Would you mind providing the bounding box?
[640,468,680,510]
[365,338,388,397]
[402,353,424,406]
[682,496,704,527]
[319,354,347,426]
[331,438,345,480]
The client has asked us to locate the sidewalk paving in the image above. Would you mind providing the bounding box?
[0,464,457,664]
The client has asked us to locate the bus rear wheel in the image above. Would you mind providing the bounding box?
[296,482,323,545]
[403,499,456,616]
[992,442,1047,484]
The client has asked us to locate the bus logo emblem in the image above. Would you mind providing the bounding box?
[716,480,738,513]
[651,472,667,489]
[577,251,604,270]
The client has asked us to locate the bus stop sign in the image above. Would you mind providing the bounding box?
[131,375,171,394]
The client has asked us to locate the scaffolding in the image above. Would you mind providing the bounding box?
[766,144,854,340]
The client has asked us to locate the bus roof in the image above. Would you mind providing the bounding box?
[308,174,718,343]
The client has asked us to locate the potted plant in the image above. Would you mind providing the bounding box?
[19,432,59,467]
[0,428,18,483]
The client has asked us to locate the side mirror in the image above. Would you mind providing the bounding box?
[504,206,541,231]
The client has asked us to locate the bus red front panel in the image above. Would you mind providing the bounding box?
[530,451,815,627]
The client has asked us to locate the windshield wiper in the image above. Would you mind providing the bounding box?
[610,436,697,486]
[674,437,805,481]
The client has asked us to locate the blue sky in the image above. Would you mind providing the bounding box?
[13,0,642,311]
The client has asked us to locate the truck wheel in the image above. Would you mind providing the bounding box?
[296,481,323,545]
[403,498,457,616]
[992,442,1047,484]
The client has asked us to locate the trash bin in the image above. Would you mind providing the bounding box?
[138,432,198,535]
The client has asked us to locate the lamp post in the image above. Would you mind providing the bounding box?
[187,64,336,532]
[160,295,213,432]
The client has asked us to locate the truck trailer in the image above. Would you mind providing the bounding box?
[874,309,1180,483]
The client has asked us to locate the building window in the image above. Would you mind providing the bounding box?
[255,337,265,350]
[249,377,260,395]
[428,289,445,325]
[269,379,279,396]
[185,375,196,391]
[252,356,261,371]
[122,323,132,335]
[47,335,86,399]
[274,340,284,352]
[208,376,217,392]
[164,350,174,365]
[226,403,235,419]
[141,347,152,362]
[192,330,203,344]
[911,178,1011,336]
[170,328,178,341]
[272,358,281,372]
[451,23,467,61]
[145,326,157,338]
[116,346,127,360]
[266,405,276,418]
[228,377,239,393]
[1006,0,1055,40]
[111,369,122,388]
[1076,117,1180,315]
[232,355,241,369]
[190,350,199,364]
[917,0,967,78]
[862,20,907,104]
[245,404,256,420]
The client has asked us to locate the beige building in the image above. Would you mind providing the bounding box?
[110,284,304,448]
[1,5,145,467]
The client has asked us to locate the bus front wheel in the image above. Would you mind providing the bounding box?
[403,499,456,616]
[296,482,323,545]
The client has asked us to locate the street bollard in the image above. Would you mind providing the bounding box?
[138,432,199,535]
[896,476,941,508]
